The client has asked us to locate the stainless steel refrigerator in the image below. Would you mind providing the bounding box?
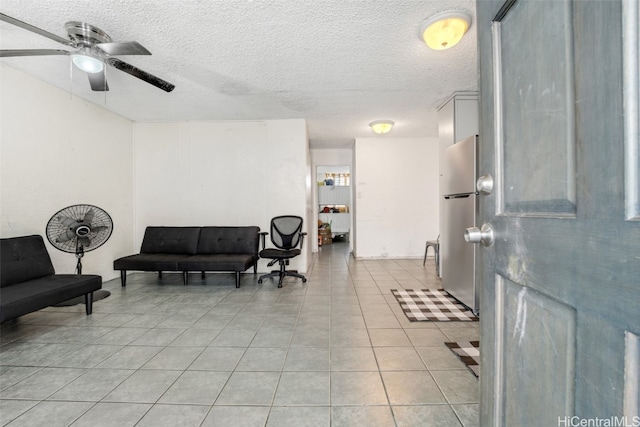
[441,134,479,314]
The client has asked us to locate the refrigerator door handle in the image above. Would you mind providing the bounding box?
[444,194,472,199]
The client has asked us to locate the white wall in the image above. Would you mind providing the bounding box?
[133,119,311,273]
[353,136,439,258]
[0,64,438,280]
[0,65,134,280]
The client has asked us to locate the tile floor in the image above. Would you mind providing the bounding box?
[0,241,479,427]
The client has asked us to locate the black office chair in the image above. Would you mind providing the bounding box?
[258,215,307,288]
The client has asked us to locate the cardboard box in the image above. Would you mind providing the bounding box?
[318,226,332,245]
[318,228,332,238]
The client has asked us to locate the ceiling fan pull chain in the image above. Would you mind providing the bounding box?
[68,55,73,100]
[103,66,107,105]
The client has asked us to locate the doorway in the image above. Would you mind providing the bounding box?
[315,165,352,252]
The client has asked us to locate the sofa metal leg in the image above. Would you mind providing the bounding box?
[120,271,127,287]
[158,271,163,278]
[201,271,206,279]
[85,292,94,315]
[235,271,241,288]
[183,271,188,285]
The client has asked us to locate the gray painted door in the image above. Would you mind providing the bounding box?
[475,0,640,425]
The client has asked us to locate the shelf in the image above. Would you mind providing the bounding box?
[318,185,350,205]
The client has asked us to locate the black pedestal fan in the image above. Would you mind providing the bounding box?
[46,204,113,305]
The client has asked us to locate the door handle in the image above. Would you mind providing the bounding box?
[476,174,494,195]
[465,223,495,247]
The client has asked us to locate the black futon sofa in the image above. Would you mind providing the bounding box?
[113,226,261,288]
[0,235,102,323]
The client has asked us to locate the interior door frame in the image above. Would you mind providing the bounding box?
[314,164,352,252]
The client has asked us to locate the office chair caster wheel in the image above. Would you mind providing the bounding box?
[258,279,263,284]
[302,278,307,283]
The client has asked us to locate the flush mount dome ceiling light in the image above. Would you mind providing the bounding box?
[369,120,394,135]
[420,11,471,50]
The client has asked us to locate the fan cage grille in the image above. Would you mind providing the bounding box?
[46,204,113,253]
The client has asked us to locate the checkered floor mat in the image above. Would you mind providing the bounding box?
[390,288,479,322]
[445,340,480,378]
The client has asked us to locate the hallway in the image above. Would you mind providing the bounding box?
[0,242,479,426]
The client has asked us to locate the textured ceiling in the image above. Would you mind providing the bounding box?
[0,0,478,148]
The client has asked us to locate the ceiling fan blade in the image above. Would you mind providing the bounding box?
[87,71,109,91]
[107,58,175,92]
[0,49,69,57]
[96,41,151,56]
[0,13,74,47]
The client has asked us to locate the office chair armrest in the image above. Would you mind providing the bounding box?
[299,232,307,248]
[259,232,268,250]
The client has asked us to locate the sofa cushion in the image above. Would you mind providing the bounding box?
[197,226,260,254]
[113,253,192,271]
[140,227,201,254]
[0,235,55,288]
[0,274,101,322]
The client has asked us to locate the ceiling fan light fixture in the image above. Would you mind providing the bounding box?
[420,11,471,50]
[369,120,394,135]
[71,54,104,73]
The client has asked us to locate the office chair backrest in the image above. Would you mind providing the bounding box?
[271,216,303,250]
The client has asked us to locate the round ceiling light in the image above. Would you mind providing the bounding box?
[420,11,471,50]
[71,54,104,73]
[369,120,394,135]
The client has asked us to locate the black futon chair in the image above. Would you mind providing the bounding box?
[258,215,307,288]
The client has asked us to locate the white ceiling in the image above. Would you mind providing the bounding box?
[0,1,478,148]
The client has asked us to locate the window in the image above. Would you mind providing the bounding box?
[324,173,350,186]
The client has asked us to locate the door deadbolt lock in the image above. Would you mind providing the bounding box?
[476,174,494,195]
[465,223,495,247]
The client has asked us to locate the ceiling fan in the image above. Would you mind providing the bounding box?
[0,13,175,92]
